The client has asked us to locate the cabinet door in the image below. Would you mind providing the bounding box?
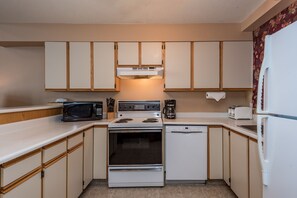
[93,42,115,89]
[249,139,263,198]
[68,146,83,198]
[165,42,191,89]
[118,42,138,65]
[69,42,91,89]
[230,132,249,198]
[222,41,253,88]
[208,127,223,179]
[45,42,67,89]
[223,128,230,186]
[43,156,66,198]
[84,128,94,189]
[193,42,220,89]
[141,42,163,65]
[93,127,107,179]
[1,172,41,198]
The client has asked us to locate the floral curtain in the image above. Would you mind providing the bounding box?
[252,1,297,108]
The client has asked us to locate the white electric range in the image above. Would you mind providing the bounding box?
[108,100,164,188]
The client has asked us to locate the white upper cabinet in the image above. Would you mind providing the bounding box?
[222,41,253,89]
[165,42,191,89]
[194,42,220,89]
[117,42,139,65]
[45,42,67,89]
[69,42,91,89]
[93,42,115,89]
[141,42,163,65]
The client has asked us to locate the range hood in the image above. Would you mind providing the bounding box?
[117,67,164,79]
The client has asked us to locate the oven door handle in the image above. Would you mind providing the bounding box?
[109,129,162,133]
[171,131,203,134]
[109,167,163,172]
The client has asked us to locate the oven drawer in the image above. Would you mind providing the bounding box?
[108,166,164,187]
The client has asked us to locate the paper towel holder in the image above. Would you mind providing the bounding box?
[206,92,226,102]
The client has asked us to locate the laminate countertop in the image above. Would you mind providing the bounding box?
[0,114,258,164]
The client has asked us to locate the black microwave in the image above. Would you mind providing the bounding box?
[62,101,103,122]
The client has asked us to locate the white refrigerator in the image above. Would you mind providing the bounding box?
[257,20,297,198]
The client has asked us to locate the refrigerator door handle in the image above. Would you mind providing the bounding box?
[257,36,271,115]
[257,115,270,186]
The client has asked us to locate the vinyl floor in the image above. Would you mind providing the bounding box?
[80,180,237,198]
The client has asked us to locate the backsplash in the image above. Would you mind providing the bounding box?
[253,1,297,108]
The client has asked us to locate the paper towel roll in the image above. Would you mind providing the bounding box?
[206,92,226,102]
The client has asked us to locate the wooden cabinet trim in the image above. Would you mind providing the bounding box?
[67,131,83,139]
[0,108,62,125]
[219,41,223,90]
[67,143,83,154]
[43,138,67,150]
[230,129,249,138]
[0,149,41,168]
[90,42,94,91]
[1,167,42,194]
[66,42,70,90]
[43,153,67,169]
[249,137,257,142]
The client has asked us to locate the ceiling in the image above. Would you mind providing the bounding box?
[0,0,265,24]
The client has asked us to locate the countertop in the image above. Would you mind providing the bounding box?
[0,114,258,164]
[0,104,63,114]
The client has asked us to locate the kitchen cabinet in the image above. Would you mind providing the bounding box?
[0,150,42,198]
[223,127,230,186]
[0,171,42,198]
[43,139,67,198]
[67,134,83,198]
[83,128,94,189]
[193,42,220,89]
[222,41,253,89]
[230,131,249,198]
[69,42,91,89]
[141,42,163,65]
[117,42,139,65]
[164,42,191,90]
[93,42,117,90]
[249,138,263,198]
[93,127,107,179]
[43,156,67,198]
[45,42,67,90]
[208,127,223,179]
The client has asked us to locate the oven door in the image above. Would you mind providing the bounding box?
[108,128,163,166]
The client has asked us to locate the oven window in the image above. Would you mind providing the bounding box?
[109,131,162,165]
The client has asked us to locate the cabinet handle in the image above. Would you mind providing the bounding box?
[171,131,203,134]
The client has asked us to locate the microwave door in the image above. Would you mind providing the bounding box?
[67,104,93,118]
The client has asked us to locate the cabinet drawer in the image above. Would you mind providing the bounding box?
[68,132,83,149]
[1,170,41,198]
[1,150,41,187]
[43,140,67,163]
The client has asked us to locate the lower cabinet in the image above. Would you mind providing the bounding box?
[1,171,42,198]
[93,127,107,179]
[249,139,263,198]
[43,156,67,198]
[84,128,94,189]
[222,128,230,186]
[230,131,249,198]
[68,145,83,198]
[208,127,223,179]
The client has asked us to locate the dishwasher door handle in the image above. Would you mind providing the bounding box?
[171,131,203,134]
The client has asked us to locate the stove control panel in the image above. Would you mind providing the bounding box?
[118,101,161,112]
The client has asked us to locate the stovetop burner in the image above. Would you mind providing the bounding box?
[115,118,133,123]
[142,118,158,123]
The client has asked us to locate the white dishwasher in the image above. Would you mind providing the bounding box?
[165,125,207,182]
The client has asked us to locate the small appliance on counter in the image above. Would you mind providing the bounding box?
[228,106,252,120]
[62,101,103,122]
[163,99,176,119]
